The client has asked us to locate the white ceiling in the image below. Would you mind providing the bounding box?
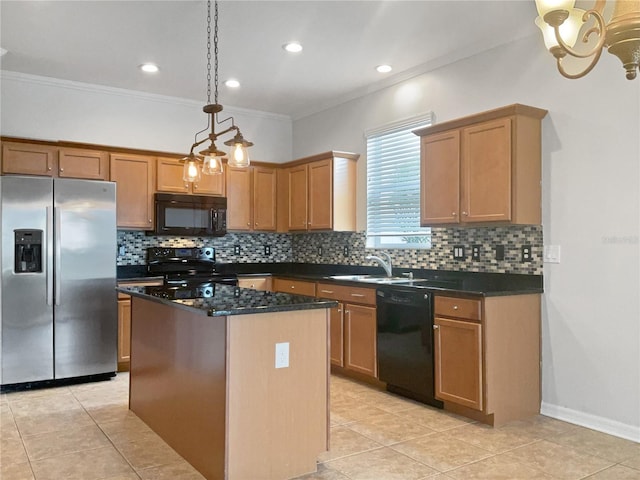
[0,1,539,119]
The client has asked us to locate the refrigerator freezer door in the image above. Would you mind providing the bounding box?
[53,179,117,379]
[1,176,54,384]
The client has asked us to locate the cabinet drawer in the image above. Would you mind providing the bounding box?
[273,278,316,296]
[434,296,481,321]
[317,283,376,306]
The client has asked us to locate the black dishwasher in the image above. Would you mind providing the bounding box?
[376,285,443,408]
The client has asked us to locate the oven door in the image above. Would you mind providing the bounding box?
[154,193,227,236]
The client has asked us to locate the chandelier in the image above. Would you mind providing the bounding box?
[183,0,253,183]
[534,0,640,79]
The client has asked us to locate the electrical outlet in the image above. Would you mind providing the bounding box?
[317,246,323,256]
[544,245,561,263]
[118,244,125,256]
[495,245,505,261]
[472,245,481,261]
[453,245,465,260]
[521,245,532,262]
[233,245,241,255]
[275,342,289,369]
[264,245,271,255]
[343,245,349,256]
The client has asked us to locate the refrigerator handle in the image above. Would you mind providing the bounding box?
[46,206,54,306]
[54,207,61,306]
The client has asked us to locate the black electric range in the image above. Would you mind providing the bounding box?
[146,247,237,298]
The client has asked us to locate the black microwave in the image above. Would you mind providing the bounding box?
[152,193,227,236]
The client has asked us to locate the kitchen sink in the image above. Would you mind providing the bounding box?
[328,274,414,284]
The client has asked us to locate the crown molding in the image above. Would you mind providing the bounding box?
[0,70,290,122]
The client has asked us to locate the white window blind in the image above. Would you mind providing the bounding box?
[366,114,433,249]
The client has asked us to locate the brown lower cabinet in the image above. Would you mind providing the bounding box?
[433,293,541,426]
[317,282,377,380]
[272,278,316,297]
[117,293,131,372]
[237,276,272,291]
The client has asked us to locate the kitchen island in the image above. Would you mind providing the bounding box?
[117,284,336,480]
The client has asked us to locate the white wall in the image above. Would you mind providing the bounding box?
[293,34,640,440]
[0,71,292,163]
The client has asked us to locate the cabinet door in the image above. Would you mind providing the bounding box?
[110,154,155,229]
[461,118,512,223]
[156,157,190,193]
[253,166,277,231]
[344,303,377,378]
[308,158,332,230]
[117,297,131,371]
[421,131,460,225]
[434,317,483,410]
[287,164,309,231]
[226,166,252,231]
[193,168,225,196]
[329,302,344,367]
[58,148,109,180]
[1,141,56,176]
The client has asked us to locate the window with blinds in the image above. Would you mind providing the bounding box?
[366,114,433,249]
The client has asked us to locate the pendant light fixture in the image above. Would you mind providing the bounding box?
[183,0,253,182]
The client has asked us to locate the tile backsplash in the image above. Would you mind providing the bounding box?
[118,225,542,275]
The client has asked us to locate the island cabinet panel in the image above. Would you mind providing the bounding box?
[433,294,541,426]
[129,298,227,480]
[415,104,547,226]
[227,309,329,480]
[109,153,155,229]
[129,296,329,480]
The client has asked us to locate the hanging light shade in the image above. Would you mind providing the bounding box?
[182,0,254,181]
[182,155,202,183]
[225,131,253,168]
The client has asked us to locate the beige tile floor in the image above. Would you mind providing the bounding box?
[1,372,639,480]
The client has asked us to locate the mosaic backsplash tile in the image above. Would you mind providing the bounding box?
[118,225,542,275]
[117,231,293,265]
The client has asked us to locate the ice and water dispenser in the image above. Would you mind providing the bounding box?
[14,229,43,273]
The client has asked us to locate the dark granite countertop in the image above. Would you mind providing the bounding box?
[117,262,542,297]
[117,284,337,317]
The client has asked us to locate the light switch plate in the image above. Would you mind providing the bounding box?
[544,245,561,263]
[275,342,289,369]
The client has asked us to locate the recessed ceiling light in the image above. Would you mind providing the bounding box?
[376,64,392,73]
[139,63,159,73]
[0,47,7,57]
[225,79,240,88]
[283,42,303,53]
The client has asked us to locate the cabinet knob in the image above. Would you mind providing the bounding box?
[247,222,251,226]
[290,286,295,289]
[148,219,152,223]
[433,325,439,330]
[47,166,52,171]
[452,212,457,216]
[462,211,468,216]
[453,305,459,310]
[255,222,258,227]
[59,167,64,173]
[250,284,255,288]
[193,184,198,189]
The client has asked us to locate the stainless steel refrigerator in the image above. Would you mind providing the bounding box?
[1,176,117,386]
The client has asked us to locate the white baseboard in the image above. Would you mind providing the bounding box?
[541,402,640,443]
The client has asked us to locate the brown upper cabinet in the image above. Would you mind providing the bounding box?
[415,104,547,226]
[110,153,155,229]
[226,165,276,231]
[156,156,224,196]
[1,140,109,180]
[278,151,359,232]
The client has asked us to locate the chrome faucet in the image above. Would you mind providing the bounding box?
[365,252,393,277]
